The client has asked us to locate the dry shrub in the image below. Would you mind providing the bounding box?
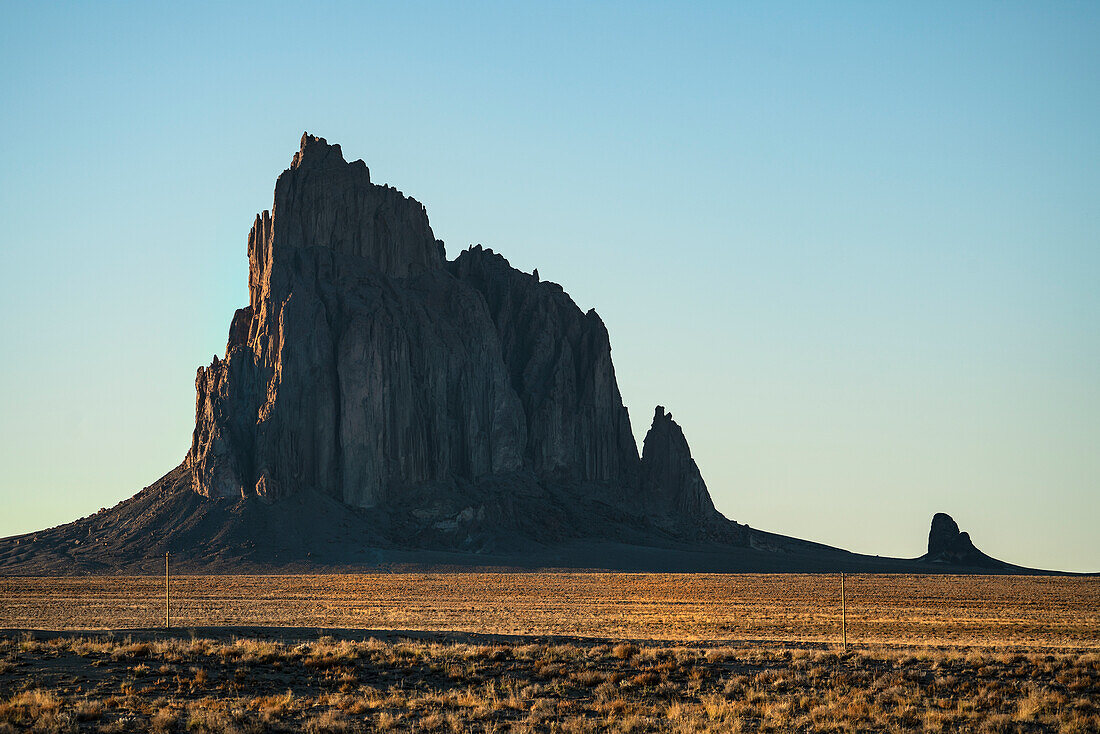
[0,690,61,727]
[304,709,352,733]
[612,643,639,660]
[150,707,179,732]
[571,669,603,687]
[110,642,151,661]
[186,700,261,734]
[534,662,561,680]
[375,711,401,730]
[251,690,298,719]
[74,699,104,722]
[705,648,729,664]
[191,666,209,687]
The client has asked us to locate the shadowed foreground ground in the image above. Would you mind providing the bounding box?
[0,574,1097,732]
[1,630,1097,732]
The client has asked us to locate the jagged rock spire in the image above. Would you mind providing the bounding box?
[640,406,718,521]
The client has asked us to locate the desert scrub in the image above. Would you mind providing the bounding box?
[0,631,1096,732]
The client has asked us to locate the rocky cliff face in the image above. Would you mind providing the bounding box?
[187,133,733,543]
[190,135,525,509]
[449,247,640,493]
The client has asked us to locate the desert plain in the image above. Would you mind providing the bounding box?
[0,573,1097,732]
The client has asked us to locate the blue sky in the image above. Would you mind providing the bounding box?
[1,1,1097,571]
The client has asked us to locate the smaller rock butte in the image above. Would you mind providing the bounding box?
[925,512,1005,568]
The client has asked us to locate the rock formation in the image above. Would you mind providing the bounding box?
[1,134,1063,574]
[925,512,1004,568]
[640,407,717,522]
[186,133,734,542]
[449,246,639,492]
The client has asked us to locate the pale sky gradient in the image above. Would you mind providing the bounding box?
[1,2,1097,571]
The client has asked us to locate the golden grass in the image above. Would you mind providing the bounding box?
[0,573,1097,730]
[0,634,1097,732]
[1,573,1097,647]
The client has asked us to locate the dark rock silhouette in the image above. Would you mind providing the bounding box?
[449,245,639,490]
[0,135,1076,575]
[924,513,1006,568]
[641,407,717,522]
[187,134,725,538]
[190,134,523,507]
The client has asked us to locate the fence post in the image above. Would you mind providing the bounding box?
[165,551,170,629]
[840,572,847,652]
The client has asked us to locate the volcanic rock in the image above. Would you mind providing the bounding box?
[641,407,717,521]
[190,134,526,507]
[924,512,1004,568]
[2,133,1060,575]
[449,246,640,493]
[186,132,733,543]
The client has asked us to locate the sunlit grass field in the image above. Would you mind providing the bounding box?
[1,574,1096,731]
[1,574,1096,647]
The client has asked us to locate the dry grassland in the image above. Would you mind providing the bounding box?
[0,574,1097,731]
[1,574,1096,647]
[0,633,1097,732]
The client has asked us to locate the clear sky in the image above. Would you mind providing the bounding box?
[1,1,1097,571]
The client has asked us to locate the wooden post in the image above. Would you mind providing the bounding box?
[165,551,170,629]
[840,572,847,652]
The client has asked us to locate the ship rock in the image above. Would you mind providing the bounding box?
[189,133,732,538]
[0,134,1056,574]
